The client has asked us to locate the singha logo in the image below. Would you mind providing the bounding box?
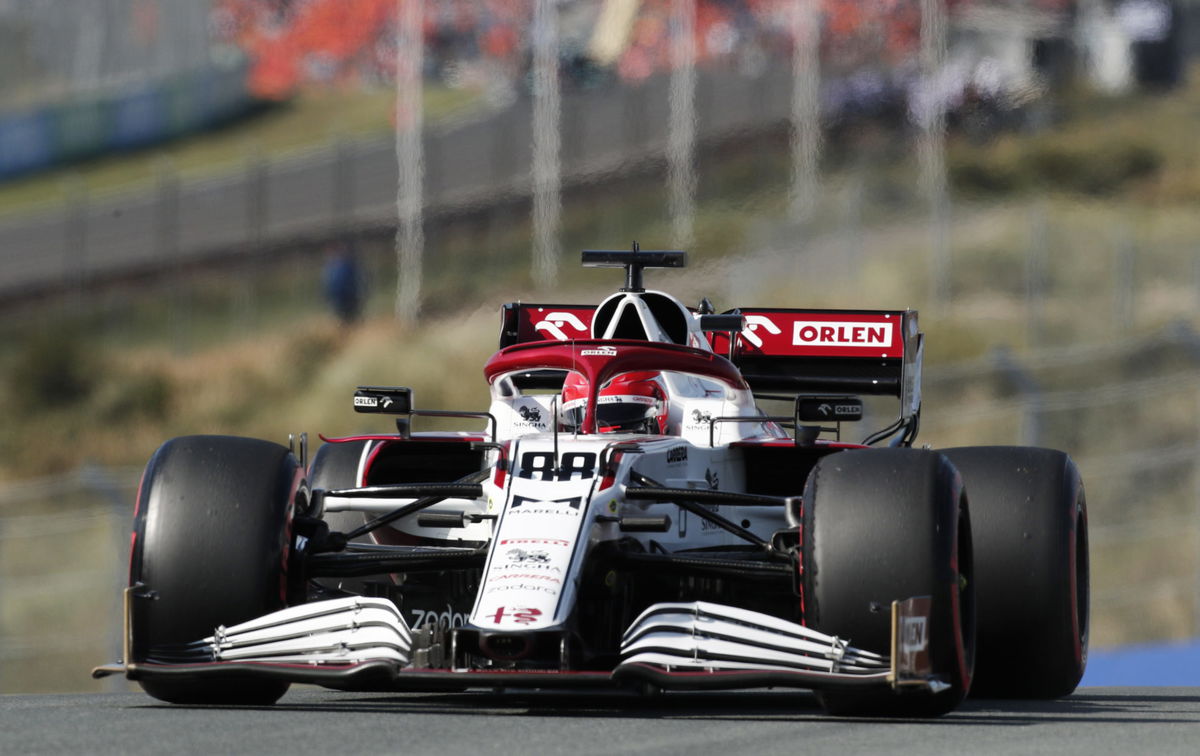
[705,469,720,490]
[518,406,543,423]
[692,409,713,424]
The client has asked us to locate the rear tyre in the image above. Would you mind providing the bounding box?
[129,435,304,705]
[802,448,975,717]
[941,446,1088,698]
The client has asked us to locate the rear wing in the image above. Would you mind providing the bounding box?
[707,309,923,422]
[498,303,923,425]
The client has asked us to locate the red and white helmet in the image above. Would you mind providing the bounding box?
[560,371,667,434]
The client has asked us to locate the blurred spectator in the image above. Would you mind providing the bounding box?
[322,242,364,325]
[1117,0,1183,89]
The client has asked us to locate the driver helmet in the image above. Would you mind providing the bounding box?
[560,371,667,434]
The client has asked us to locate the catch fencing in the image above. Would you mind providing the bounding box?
[0,64,800,302]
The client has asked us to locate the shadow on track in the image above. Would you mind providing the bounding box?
[133,687,1200,726]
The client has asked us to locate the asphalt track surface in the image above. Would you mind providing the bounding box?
[2,687,1197,755]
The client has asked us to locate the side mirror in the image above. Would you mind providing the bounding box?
[353,386,413,415]
[795,396,864,423]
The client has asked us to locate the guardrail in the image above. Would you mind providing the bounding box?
[0,62,255,181]
[0,63,796,301]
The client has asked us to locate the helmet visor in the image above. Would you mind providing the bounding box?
[561,394,659,433]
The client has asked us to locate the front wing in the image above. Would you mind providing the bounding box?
[95,595,945,695]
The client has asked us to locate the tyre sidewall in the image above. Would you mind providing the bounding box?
[130,435,302,704]
[802,448,974,716]
[941,446,1088,698]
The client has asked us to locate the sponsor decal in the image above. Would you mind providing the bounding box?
[353,395,378,408]
[517,405,543,424]
[491,573,562,583]
[741,315,782,348]
[409,605,470,630]
[534,312,589,341]
[691,409,713,424]
[506,506,581,517]
[704,469,720,490]
[666,446,688,465]
[819,402,859,418]
[490,606,544,625]
[793,321,893,348]
[900,615,928,654]
[500,538,571,547]
[598,394,654,405]
[506,548,551,564]
[510,494,582,511]
[518,451,597,481]
[484,583,561,596]
[580,346,618,357]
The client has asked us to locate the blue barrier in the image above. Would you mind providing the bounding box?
[1081,638,1200,686]
[0,110,55,178]
[0,62,258,181]
[111,87,167,151]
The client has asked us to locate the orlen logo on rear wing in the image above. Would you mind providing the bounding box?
[709,309,922,420]
[499,303,596,348]
[736,311,903,358]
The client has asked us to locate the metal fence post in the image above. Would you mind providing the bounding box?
[81,465,133,692]
[394,0,425,323]
[62,173,88,314]
[1026,200,1047,348]
[1113,226,1135,332]
[789,0,821,223]
[156,155,186,352]
[919,0,950,313]
[993,346,1041,447]
[532,0,562,288]
[667,0,697,250]
[333,137,354,235]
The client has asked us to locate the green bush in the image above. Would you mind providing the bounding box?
[91,370,174,422]
[950,135,1162,198]
[5,324,98,414]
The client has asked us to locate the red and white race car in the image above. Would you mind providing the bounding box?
[96,247,1088,717]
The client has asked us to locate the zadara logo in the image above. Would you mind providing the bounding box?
[793,321,893,348]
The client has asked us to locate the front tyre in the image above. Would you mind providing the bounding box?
[129,435,304,705]
[802,448,975,717]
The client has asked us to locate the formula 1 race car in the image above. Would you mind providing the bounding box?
[95,247,1089,717]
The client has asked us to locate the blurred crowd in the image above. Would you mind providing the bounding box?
[215,0,1171,138]
[210,0,1026,100]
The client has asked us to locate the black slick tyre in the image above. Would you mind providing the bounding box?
[129,435,304,705]
[802,448,975,717]
[941,446,1088,698]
